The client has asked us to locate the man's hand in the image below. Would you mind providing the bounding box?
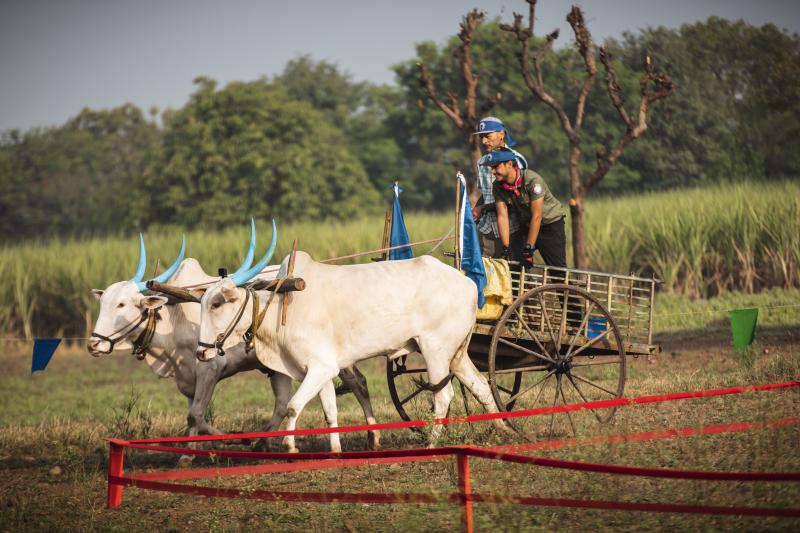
[522,243,535,267]
[501,246,511,262]
[471,205,484,222]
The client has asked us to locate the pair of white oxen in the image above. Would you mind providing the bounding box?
[89,221,502,459]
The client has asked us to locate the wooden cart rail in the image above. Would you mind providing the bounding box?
[475,263,658,357]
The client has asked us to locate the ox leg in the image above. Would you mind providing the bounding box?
[418,349,455,446]
[179,358,227,467]
[450,336,511,436]
[318,380,342,453]
[283,364,339,453]
[179,397,196,467]
[188,357,227,436]
[339,366,380,450]
[253,372,293,451]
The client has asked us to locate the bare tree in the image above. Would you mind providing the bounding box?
[417,9,501,200]
[501,1,674,269]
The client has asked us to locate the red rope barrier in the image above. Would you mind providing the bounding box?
[108,477,800,517]
[122,380,800,445]
[463,447,800,481]
[125,416,800,482]
[106,380,800,522]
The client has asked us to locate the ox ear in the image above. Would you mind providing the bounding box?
[141,295,169,310]
[189,288,206,300]
[220,285,239,302]
[91,289,104,301]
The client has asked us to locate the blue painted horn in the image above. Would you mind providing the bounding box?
[136,235,186,292]
[129,233,147,283]
[230,218,257,277]
[229,219,277,286]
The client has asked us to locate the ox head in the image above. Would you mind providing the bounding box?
[87,234,183,356]
[196,220,277,361]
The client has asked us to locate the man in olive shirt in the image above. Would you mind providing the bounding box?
[480,147,567,268]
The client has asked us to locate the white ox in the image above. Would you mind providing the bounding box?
[196,251,502,452]
[89,229,380,461]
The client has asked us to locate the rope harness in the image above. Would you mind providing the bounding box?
[197,289,251,357]
[198,277,291,358]
[90,308,159,359]
[244,277,287,351]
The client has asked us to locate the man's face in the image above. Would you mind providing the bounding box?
[480,130,505,152]
[490,161,517,183]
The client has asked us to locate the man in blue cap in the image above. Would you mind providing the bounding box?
[471,117,528,258]
[480,147,566,268]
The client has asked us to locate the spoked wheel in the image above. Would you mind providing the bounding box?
[488,284,626,438]
[387,353,428,424]
[386,352,523,424]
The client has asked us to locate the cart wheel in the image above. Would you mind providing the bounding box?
[386,351,508,424]
[386,353,435,424]
[488,283,626,438]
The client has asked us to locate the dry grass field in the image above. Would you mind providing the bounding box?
[0,319,798,532]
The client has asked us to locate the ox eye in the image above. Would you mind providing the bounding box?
[117,303,125,308]
[211,302,221,310]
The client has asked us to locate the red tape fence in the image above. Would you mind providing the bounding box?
[106,381,800,530]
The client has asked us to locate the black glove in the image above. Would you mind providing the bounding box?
[522,243,535,267]
[501,246,511,262]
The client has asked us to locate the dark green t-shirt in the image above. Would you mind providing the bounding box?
[492,169,565,226]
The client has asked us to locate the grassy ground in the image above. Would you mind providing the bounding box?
[1,302,798,531]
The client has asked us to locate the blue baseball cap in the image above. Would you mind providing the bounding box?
[472,116,517,147]
[479,147,521,167]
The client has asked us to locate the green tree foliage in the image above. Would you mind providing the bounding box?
[609,18,800,186]
[0,105,158,240]
[145,77,380,228]
[276,56,406,195]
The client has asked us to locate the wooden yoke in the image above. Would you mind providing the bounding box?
[248,277,306,292]
[146,280,201,303]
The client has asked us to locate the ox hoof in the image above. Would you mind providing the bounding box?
[177,455,194,468]
[367,432,381,451]
[251,439,270,452]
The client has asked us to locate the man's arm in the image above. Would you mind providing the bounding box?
[527,197,544,247]
[471,197,497,222]
[496,201,511,247]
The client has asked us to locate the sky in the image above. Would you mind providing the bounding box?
[1,0,798,132]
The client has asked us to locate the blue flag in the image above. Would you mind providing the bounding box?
[32,338,61,373]
[389,183,413,261]
[457,173,487,308]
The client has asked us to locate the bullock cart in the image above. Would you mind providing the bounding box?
[387,262,660,435]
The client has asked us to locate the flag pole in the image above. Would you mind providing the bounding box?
[380,207,392,261]
[454,175,461,270]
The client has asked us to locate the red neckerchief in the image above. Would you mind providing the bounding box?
[501,168,522,197]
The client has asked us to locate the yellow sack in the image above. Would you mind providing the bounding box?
[476,257,514,320]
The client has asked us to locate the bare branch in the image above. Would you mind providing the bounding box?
[415,9,497,138]
[599,47,632,129]
[458,9,484,128]
[500,4,575,142]
[584,55,675,191]
[567,7,597,131]
[416,62,464,128]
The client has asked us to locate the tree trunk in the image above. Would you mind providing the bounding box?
[568,142,588,269]
[467,134,483,204]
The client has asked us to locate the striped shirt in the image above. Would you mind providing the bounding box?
[476,147,528,238]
